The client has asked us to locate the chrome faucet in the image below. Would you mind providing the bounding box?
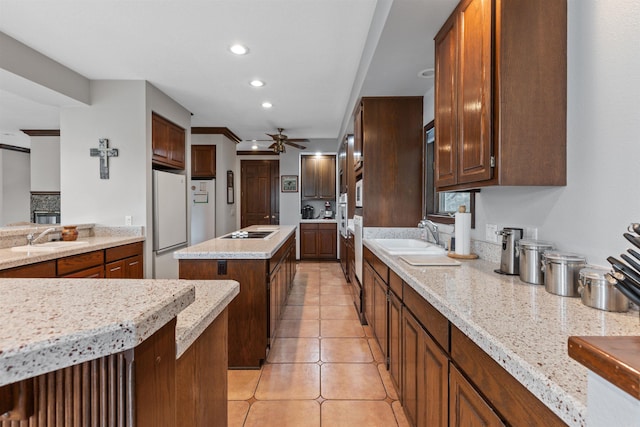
[26,227,57,245]
[418,218,440,246]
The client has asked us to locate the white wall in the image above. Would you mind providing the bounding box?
[191,133,238,237]
[0,148,30,225]
[30,136,60,192]
[424,0,640,267]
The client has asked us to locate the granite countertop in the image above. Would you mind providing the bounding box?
[175,280,240,358]
[364,239,640,427]
[174,225,296,260]
[0,235,145,271]
[0,278,195,387]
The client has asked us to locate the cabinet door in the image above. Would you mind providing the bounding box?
[354,103,363,171]
[450,364,504,427]
[373,274,387,361]
[300,224,318,259]
[318,156,336,199]
[363,262,375,327]
[168,124,185,168]
[402,308,448,427]
[269,264,280,343]
[317,224,337,259]
[191,145,216,178]
[301,156,318,199]
[434,13,458,187]
[105,259,126,278]
[388,290,402,395]
[125,254,144,279]
[456,0,492,185]
[152,113,171,164]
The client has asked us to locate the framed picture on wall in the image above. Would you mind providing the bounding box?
[281,175,298,193]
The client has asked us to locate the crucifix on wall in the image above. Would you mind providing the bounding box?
[89,138,119,179]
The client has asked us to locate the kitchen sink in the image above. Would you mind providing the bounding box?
[11,241,89,252]
[370,238,446,255]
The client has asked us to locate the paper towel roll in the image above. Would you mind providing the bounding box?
[455,212,471,255]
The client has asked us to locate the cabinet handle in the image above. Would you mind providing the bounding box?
[110,266,121,272]
[264,215,270,219]
[129,261,139,266]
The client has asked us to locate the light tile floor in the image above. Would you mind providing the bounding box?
[228,261,410,427]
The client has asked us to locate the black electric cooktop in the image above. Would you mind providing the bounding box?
[221,231,275,239]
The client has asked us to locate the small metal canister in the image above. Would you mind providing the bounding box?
[518,240,555,285]
[578,267,629,312]
[542,251,587,297]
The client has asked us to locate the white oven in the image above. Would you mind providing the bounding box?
[355,180,363,207]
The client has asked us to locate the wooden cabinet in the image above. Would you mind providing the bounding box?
[402,306,449,427]
[373,271,388,360]
[105,242,144,279]
[152,112,186,170]
[300,223,336,260]
[191,145,216,179]
[450,364,504,427]
[178,235,296,368]
[355,97,423,227]
[434,0,567,191]
[388,280,402,394]
[301,155,336,200]
[57,250,104,277]
[0,261,55,278]
[353,104,363,171]
[338,137,348,194]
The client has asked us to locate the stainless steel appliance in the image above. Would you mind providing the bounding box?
[355,179,363,208]
[495,227,523,275]
[541,251,587,297]
[153,170,188,279]
[578,267,629,312]
[302,205,314,219]
[338,194,347,237]
[518,239,554,284]
[33,211,60,224]
[323,201,333,219]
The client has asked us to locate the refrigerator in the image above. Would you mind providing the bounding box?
[153,170,187,279]
[190,179,216,245]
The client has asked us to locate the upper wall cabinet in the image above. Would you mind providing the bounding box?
[152,112,186,170]
[191,145,216,179]
[301,155,336,201]
[434,0,567,191]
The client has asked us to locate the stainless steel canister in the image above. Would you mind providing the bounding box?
[517,240,554,285]
[578,267,629,312]
[541,251,587,297]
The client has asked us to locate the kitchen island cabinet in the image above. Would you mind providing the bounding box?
[176,225,297,368]
[363,238,639,426]
[434,0,567,191]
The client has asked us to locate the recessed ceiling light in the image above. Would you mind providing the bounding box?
[229,44,249,55]
[250,80,265,87]
[262,102,273,109]
[418,68,435,79]
[252,144,258,150]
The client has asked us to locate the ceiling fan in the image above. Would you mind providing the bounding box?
[263,128,309,154]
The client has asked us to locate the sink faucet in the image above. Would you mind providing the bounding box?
[418,218,440,246]
[26,227,57,245]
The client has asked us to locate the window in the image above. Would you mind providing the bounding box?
[424,120,476,227]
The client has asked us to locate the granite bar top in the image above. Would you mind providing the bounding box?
[174,225,296,260]
[175,280,240,358]
[364,239,640,427]
[0,235,145,271]
[0,278,195,387]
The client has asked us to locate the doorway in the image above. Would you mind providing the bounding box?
[240,160,279,227]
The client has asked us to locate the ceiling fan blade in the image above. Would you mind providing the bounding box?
[268,142,277,149]
[285,141,307,150]
[286,138,310,143]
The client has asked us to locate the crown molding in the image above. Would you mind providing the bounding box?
[0,144,30,153]
[191,127,241,143]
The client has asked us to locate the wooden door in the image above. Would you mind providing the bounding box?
[402,308,449,427]
[241,160,279,227]
[450,365,504,427]
[434,13,458,187]
[456,0,492,185]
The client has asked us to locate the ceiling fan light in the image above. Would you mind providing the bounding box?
[250,80,265,87]
[229,44,249,55]
[262,102,272,109]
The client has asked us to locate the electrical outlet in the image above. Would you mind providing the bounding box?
[125,215,132,226]
[486,224,498,243]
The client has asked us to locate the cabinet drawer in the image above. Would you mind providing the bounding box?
[300,223,318,231]
[57,250,104,276]
[403,283,449,353]
[106,242,143,263]
[105,260,126,278]
[364,247,388,284]
[0,261,56,278]
[318,223,336,231]
[61,265,105,278]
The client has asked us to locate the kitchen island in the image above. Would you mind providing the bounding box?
[176,225,297,367]
[0,277,239,427]
[363,238,639,426]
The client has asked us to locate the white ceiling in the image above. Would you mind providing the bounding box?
[0,0,456,150]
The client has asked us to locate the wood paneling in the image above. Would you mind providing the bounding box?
[177,309,228,427]
[451,326,566,426]
[568,336,640,400]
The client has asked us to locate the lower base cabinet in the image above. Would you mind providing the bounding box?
[300,223,337,259]
[449,364,504,427]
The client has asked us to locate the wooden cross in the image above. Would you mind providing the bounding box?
[89,138,119,179]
